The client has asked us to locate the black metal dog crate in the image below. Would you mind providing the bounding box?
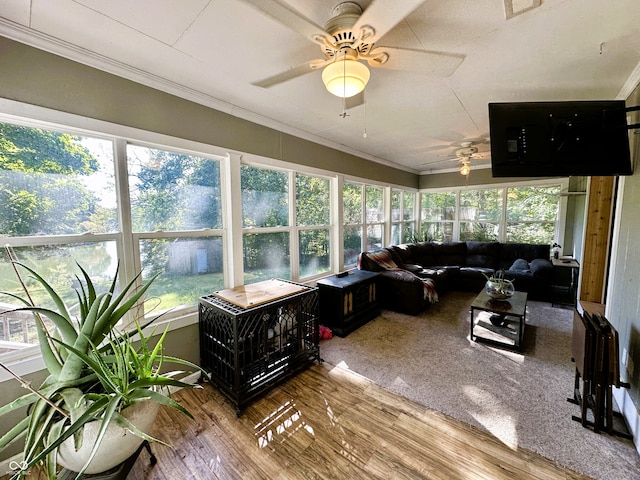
[199,280,320,415]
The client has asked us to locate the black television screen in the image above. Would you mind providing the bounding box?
[488,101,632,177]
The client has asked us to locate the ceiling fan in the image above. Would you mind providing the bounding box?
[422,141,488,176]
[242,0,465,103]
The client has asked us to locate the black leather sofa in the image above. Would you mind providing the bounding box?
[358,241,553,315]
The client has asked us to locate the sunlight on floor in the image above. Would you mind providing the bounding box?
[254,399,314,448]
[462,384,519,449]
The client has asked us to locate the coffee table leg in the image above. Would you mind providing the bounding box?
[470,307,475,341]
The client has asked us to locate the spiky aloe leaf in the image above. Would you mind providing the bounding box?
[10,262,73,325]
[19,396,111,477]
[57,293,111,383]
[109,408,169,447]
[91,272,158,341]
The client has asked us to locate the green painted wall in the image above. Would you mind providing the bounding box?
[0,37,417,188]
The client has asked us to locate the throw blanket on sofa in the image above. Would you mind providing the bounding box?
[363,250,438,303]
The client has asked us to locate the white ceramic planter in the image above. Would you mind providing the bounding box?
[57,400,160,474]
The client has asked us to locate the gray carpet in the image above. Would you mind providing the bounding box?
[319,291,640,480]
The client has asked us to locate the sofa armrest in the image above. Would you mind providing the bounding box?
[377,270,430,315]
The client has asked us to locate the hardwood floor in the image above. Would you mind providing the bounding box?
[121,363,590,480]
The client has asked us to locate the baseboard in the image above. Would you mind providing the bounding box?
[613,386,640,456]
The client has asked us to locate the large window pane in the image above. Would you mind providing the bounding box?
[365,185,384,223]
[343,182,362,224]
[296,174,329,226]
[460,222,499,241]
[0,242,116,352]
[344,225,362,266]
[0,123,117,236]
[421,192,455,221]
[402,222,415,243]
[420,192,455,241]
[506,185,559,244]
[367,225,383,250]
[391,190,401,222]
[420,222,453,242]
[243,232,290,283]
[139,237,223,313]
[241,165,288,228]
[506,222,556,243]
[299,229,330,278]
[128,145,222,232]
[460,189,503,221]
[507,186,560,222]
[403,192,416,221]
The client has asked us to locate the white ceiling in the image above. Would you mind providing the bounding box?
[1,0,640,175]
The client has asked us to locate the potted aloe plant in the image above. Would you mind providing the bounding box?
[0,255,202,480]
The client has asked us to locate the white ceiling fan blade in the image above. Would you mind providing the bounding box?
[252,63,318,88]
[353,0,426,44]
[239,0,328,43]
[370,47,464,77]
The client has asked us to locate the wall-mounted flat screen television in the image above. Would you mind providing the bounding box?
[488,100,632,177]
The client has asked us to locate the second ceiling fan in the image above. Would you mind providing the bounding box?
[242,0,465,104]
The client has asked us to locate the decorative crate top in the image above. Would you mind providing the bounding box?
[211,279,309,309]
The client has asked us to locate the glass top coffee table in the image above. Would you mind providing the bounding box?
[470,290,528,351]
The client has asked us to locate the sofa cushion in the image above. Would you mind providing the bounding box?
[498,243,551,269]
[509,258,530,271]
[409,242,435,266]
[432,241,466,266]
[530,258,553,276]
[465,241,499,268]
[389,244,413,264]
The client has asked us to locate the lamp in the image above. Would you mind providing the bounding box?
[322,50,370,98]
[460,161,471,176]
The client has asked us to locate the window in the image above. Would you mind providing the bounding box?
[343,182,363,267]
[365,185,384,249]
[419,191,456,241]
[506,185,560,243]
[296,174,330,278]
[127,145,224,313]
[391,189,416,244]
[419,182,562,245]
[0,123,119,353]
[459,188,503,241]
[241,165,290,283]
[0,120,226,357]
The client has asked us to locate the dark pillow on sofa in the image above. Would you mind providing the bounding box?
[530,258,553,275]
[509,258,530,271]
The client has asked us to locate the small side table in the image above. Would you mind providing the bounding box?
[551,257,579,307]
[316,270,380,337]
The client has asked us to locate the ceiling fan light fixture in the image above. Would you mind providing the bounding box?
[460,162,471,176]
[322,58,370,98]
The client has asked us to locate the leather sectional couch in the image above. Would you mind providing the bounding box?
[358,241,553,315]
